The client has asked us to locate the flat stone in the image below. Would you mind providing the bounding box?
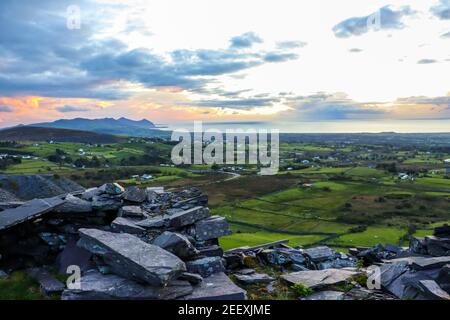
[281,269,359,289]
[235,273,275,285]
[186,256,225,278]
[198,245,223,257]
[55,194,92,213]
[303,246,336,263]
[136,215,168,229]
[0,196,64,231]
[111,217,146,234]
[417,280,450,300]
[27,268,65,295]
[168,206,210,228]
[0,201,24,210]
[388,256,450,270]
[153,231,199,259]
[178,272,203,285]
[317,258,357,270]
[118,205,145,218]
[122,186,146,203]
[77,228,186,286]
[302,290,345,300]
[99,183,125,195]
[236,268,256,275]
[182,272,246,300]
[91,195,122,211]
[56,240,92,274]
[193,216,231,241]
[61,270,193,300]
[81,187,101,201]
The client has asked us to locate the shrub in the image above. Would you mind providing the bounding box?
[291,283,313,298]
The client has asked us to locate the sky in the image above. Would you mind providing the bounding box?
[0,0,449,132]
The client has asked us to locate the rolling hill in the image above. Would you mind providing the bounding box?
[0,126,124,143]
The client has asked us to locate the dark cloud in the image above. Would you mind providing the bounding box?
[230,32,263,48]
[395,95,450,106]
[417,59,438,64]
[333,5,414,38]
[0,104,12,112]
[184,97,279,110]
[0,1,298,99]
[263,52,299,62]
[56,105,90,113]
[284,93,385,120]
[431,0,450,20]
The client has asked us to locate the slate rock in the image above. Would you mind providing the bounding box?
[409,237,428,255]
[111,217,146,235]
[27,268,65,295]
[235,273,275,285]
[77,228,186,286]
[302,290,345,300]
[81,187,102,201]
[281,269,359,289]
[122,186,146,203]
[417,280,450,300]
[61,270,193,300]
[169,206,210,228]
[0,197,64,231]
[186,256,225,278]
[193,216,231,241]
[304,246,336,263]
[56,240,92,274]
[436,264,450,293]
[317,258,357,270]
[91,195,122,211]
[182,272,246,300]
[197,245,223,257]
[56,194,92,213]
[99,183,125,195]
[118,205,145,218]
[434,225,450,238]
[153,231,199,259]
[136,215,168,229]
[178,272,203,285]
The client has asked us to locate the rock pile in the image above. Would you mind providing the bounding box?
[0,183,245,300]
[223,228,450,300]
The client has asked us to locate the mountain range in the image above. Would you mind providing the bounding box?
[29,117,169,138]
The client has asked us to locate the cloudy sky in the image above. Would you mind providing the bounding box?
[0,0,449,131]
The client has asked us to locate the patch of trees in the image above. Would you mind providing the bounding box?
[0,156,21,170]
[47,149,72,165]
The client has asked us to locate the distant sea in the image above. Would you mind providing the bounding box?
[163,119,450,133]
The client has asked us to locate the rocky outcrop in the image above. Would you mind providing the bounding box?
[0,182,238,300]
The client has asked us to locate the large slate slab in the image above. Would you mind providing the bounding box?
[387,256,450,270]
[77,228,186,286]
[27,268,65,295]
[152,231,199,259]
[0,197,64,231]
[281,269,359,289]
[168,206,210,228]
[186,256,225,278]
[111,217,146,234]
[62,270,193,300]
[303,246,336,263]
[182,272,247,300]
[302,290,345,300]
[193,216,231,241]
[235,273,275,285]
[55,194,92,213]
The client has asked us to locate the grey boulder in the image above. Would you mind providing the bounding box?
[122,186,147,203]
[152,231,199,259]
[62,270,193,300]
[186,256,225,278]
[168,206,210,228]
[77,228,186,286]
[56,194,92,213]
[193,216,231,241]
[111,217,146,235]
[99,183,125,195]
